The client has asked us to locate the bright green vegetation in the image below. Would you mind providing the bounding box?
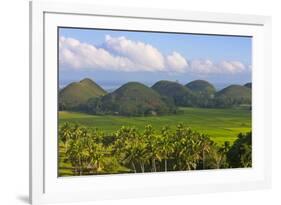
[59,107,251,145]
[216,85,251,99]
[99,82,175,116]
[214,85,251,108]
[185,80,216,96]
[185,80,216,107]
[152,80,194,107]
[227,132,252,167]
[58,123,252,176]
[58,78,252,176]
[58,78,252,115]
[59,78,107,110]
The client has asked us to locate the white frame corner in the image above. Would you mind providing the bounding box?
[30,1,272,204]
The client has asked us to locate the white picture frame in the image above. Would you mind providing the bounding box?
[30,1,272,204]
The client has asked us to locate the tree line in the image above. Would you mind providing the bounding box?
[61,95,251,117]
[59,123,252,176]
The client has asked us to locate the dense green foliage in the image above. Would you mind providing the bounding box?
[59,107,251,146]
[61,81,177,116]
[185,80,216,96]
[59,123,252,176]
[99,82,176,116]
[214,85,251,108]
[185,80,216,107]
[59,78,107,110]
[152,80,195,106]
[58,78,252,176]
[227,132,252,167]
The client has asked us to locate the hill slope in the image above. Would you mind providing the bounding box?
[59,78,107,110]
[215,85,251,107]
[185,80,216,96]
[152,80,195,106]
[185,80,216,107]
[244,82,252,89]
[100,82,174,116]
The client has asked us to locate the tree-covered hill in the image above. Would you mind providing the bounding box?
[59,78,252,114]
[244,82,252,89]
[152,80,195,106]
[214,85,251,108]
[59,78,107,110]
[185,80,216,96]
[98,82,176,116]
[185,80,216,107]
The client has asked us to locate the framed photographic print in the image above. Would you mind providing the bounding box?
[30,1,272,204]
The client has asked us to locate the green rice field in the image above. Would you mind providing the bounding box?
[59,107,251,145]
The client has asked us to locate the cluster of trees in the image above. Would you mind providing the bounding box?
[59,123,252,176]
[75,96,178,116]
[211,96,252,108]
[167,90,251,109]
[60,93,251,116]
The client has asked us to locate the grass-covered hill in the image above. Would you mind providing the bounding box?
[185,80,216,97]
[99,82,176,116]
[59,78,252,114]
[244,82,252,89]
[185,80,216,107]
[59,78,107,110]
[214,85,251,108]
[152,80,195,106]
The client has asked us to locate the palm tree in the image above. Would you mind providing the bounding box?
[127,136,148,173]
[66,134,87,175]
[208,146,223,169]
[218,141,230,168]
[114,126,147,173]
[87,141,106,174]
[59,122,72,152]
[227,132,252,168]
[172,124,201,170]
[159,126,173,171]
[199,134,212,169]
[136,140,148,173]
[182,138,201,170]
[240,143,252,167]
[122,139,139,173]
[65,125,96,175]
[143,125,158,172]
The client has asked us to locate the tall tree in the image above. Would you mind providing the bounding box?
[159,126,174,171]
[59,122,72,152]
[227,132,252,168]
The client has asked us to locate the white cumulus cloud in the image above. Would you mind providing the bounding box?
[104,35,166,72]
[189,59,215,74]
[189,59,247,74]
[166,52,188,73]
[59,36,137,71]
[59,35,249,75]
[218,61,246,73]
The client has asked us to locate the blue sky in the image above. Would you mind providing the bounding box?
[59,27,252,90]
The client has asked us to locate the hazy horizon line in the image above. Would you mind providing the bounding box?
[59,78,251,92]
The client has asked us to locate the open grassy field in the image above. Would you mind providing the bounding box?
[59,107,251,145]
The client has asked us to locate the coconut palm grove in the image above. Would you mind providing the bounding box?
[58,28,252,176]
